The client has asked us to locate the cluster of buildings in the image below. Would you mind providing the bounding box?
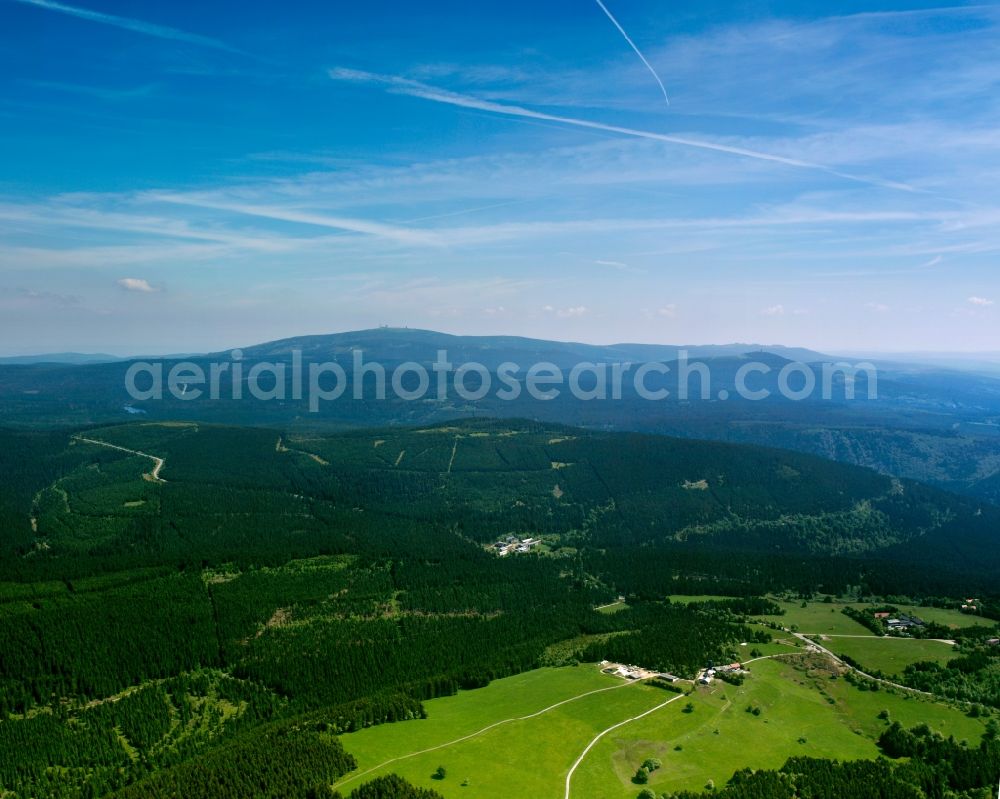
[491,536,540,556]
[962,598,980,612]
[601,662,645,680]
[697,662,744,685]
[873,611,925,635]
[598,661,675,682]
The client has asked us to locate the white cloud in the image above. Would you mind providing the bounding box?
[968,296,995,307]
[117,278,160,293]
[761,304,785,316]
[657,304,677,317]
[554,305,588,318]
[866,302,890,312]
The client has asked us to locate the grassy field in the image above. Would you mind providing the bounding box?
[756,598,876,636]
[334,658,987,799]
[333,666,671,796]
[740,636,804,658]
[573,656,986,798]
[828,636,958,676]
[757,597,989,635]
[608,595,987,638]
[884,604,989,630]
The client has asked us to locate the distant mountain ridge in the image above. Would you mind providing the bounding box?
[7,332,1000,376]
[0,352,122,365]
[2,328,1000,507]
[225,327,833,368]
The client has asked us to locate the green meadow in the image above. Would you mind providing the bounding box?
[829,636,958,676]
[756,596,990,636]
[884,604,988,630]
[670,595,875,636]
[333,666,671,797]
[334,657,987,799]
[573,656,986,798]
[756,598,875,636]
[741,637,804,657]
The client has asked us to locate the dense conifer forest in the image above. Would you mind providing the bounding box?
[0,419,997,797]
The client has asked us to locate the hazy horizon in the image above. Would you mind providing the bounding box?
[3,324,1000,361]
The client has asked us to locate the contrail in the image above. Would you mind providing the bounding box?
[150,193,443,246]
[9,0,241,53]
[594,0,670,105]
[328,68,918,194]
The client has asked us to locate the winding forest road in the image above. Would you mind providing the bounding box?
[72,435,167,482]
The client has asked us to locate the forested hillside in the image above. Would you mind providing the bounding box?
[3,419,996,583]
[0,419,997,797]
[2,329,1000,507]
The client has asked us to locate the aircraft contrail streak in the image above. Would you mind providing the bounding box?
[594,0,670,105]
[328,68,917,194]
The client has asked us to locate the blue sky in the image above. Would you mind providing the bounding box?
[1,0,998,355]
